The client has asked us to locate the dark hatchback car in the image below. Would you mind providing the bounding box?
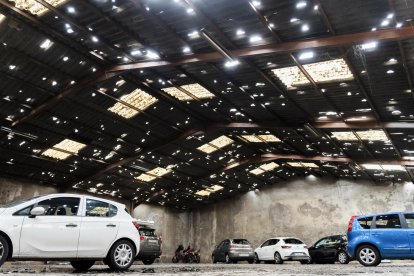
[308,235,350,264]
[136,226,161,265]
[212,239,254,264]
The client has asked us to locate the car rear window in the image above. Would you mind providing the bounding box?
[358,216,373,229]
[139,228,156,236]
[284,238,303,244]
[232,239,250,245]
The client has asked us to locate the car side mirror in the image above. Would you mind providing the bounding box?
[29,206,45,218]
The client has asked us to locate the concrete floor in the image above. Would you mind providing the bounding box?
[1,262,414,275]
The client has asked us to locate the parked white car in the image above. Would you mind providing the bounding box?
[254,237,310,264]
[0,193,140,272]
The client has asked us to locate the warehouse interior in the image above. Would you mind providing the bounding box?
[1,0,414,274]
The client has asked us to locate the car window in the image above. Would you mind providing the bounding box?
[261,240,270,247]
[109,204,118,217]
[358,216,373,229]
[232,239,250,245]
[404,214,414,229]
[315,237,341,247]
[223,240,230,246]
[139,228,156,236]
[85,199,116,217]
[284,238,303,244]
[375,214,401,228]
[13,204,34,216]
[37,197,80,216]
[269,239,279,246]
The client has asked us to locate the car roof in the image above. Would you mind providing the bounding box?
[355,211,412,219]
[268,237,300,240]
[34,193,125,208]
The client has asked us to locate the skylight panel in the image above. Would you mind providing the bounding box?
[241,134,281,143]
[162,83,215,101]
[197,135,234,153]
[41,139,86,160]
[362,164,405,171]
[331,131,358,141]
[195,184,224,197]
[288,162,319,168]
[8,0,67,15]
[107,88,158,119]
[250,162,279,175]
[272,58,353,89]
[331,130,389,142]
[356,130,389,141]
[135,167,171,183]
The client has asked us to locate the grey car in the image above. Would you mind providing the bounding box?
[212,239,254,264]
[136,226,161,265]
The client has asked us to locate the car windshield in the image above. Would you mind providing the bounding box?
[232,239,250,245]
[0,196,39,208]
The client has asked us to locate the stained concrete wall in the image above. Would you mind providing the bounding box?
[135,177,414,263]
[0,177,58,204]
[0,176,131,207]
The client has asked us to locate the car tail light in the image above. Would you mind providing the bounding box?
[230,245,239,249]
[347,215,356,232]
[140,236,145,241]
[281,245,291,249]
[303,245,307,249]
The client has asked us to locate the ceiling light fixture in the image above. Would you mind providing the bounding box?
[108,89,158,119]
[41,139,86,160]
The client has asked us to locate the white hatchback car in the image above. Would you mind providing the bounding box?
[254,237,310,264]
[0,193,140,272]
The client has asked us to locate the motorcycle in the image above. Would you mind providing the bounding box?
[172,245,201,263]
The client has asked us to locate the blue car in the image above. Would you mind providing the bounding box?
[347,212,414,266]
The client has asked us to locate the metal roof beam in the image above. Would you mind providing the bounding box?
[107,26,414,73]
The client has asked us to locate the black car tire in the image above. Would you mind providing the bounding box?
[212,255,217,264]
[254,253,260,264]
[70,260,95,272]
[225,254,232,264]
[248,259,254,264]
[337,250,350,264]
[356,245,381,267]
[142,258,155,265]
[107,240,135,271]
[0,235,9,268]
[274,252,283,264]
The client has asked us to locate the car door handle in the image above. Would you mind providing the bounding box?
[66,223,78,227]
[372,233,382,236]
[106,224,116,227]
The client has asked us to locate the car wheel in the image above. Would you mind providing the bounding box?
[70,260,95,271]
[356,245,381,267]
[337,250,350,264]
[225,254,232,264]
[212,255,217,264]
[254,253,260,264]
[0,235,9,268]
[107,240,135,271]
[274,252,283,264]
[248,259,254,264]
[142,258,155,265]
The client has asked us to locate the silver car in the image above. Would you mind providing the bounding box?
[212,239,254,264]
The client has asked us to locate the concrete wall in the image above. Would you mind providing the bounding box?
[134,177,414,263]
[0,177,58,204]
[0,176,130,207]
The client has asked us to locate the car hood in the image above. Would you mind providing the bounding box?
[0,208,6,215]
